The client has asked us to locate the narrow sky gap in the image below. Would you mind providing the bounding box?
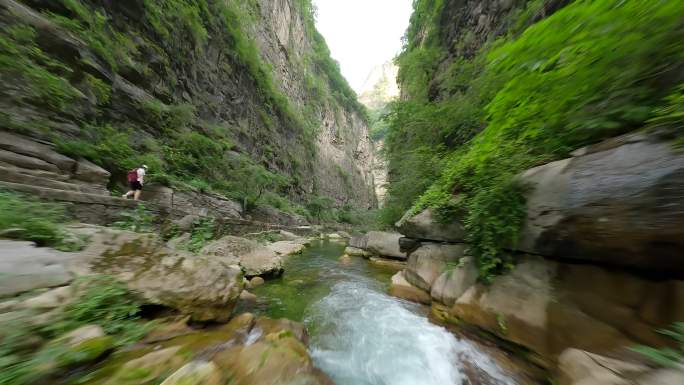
[313,0,413,92]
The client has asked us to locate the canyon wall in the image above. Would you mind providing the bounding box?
[0,0,376,222]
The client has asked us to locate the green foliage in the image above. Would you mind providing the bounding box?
[306,195,335,223]
[0,24,78,113]
[184,217,216,253]
[649,84,684,136]
[143,0,209,47]
[386,0,684,279]
[45,0,137,71]
[0,276,149,385]
[83,74,111,105]
[113,204,155,233]
[46,275,148,344]
[0,190,68,247]
[632,322,684,368]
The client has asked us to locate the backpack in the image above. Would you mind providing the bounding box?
[127,169,138,183]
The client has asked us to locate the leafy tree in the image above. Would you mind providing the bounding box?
[306,195,335,223]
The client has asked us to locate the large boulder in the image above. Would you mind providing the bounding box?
[517,133,684,273]
[365,231,406,260]
[388,271,431,305]
[267,240,306,256]
[404,243,466,292]
[448,256,684,364]
[395,208,466,242]
[84,228,244,322]
[201,235,283,277]
[348,234,367,249]
[0,240,76,298]
[430,257,478,307]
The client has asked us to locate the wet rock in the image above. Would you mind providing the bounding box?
[450,257,634,362]
[213,331,332,385]
[388,271,431,305]
[42,325,114,369]
[396,208,466,243]
[239,290,257,302]
[254,316,308,344]
[338,254,352,265]
[369,257,406,272]
[430,257,478,307]
[404,243,466,292]
[365,231,406,260]
[160,361,223,385]
[517,133,684,273]
[105,346,190,385]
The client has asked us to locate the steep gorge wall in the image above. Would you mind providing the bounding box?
[247,0,376,208]
[0,0,375,214]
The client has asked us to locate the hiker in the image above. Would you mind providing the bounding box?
[122,165,148,200]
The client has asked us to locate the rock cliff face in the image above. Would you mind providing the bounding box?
[386,134,684,369]
[357,61,398,206]
[0,0,375,214]
[246,0,376,207]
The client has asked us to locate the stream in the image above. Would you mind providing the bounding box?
[244,240,517,385]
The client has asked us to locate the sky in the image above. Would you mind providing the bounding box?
[313,0,414,93]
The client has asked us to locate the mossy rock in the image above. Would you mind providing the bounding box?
[54,335,114,367]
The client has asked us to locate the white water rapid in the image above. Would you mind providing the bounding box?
[305,272,516,385]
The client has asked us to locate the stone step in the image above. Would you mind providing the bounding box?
[0,181,138,208]
[0,165,104,194]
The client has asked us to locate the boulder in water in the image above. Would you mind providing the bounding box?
[365,231,406,260]
[404,243,466,292]
[267,240,306,256]
[450,257,647,364]
[430,257,478,307]
[344,246,371,257]
[348,234,367,249]
[369,257,406,272]
[388,271,431,305]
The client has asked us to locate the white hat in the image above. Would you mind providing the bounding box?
[142,164,148,169]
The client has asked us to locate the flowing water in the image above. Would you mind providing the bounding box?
[247,240,516,385]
